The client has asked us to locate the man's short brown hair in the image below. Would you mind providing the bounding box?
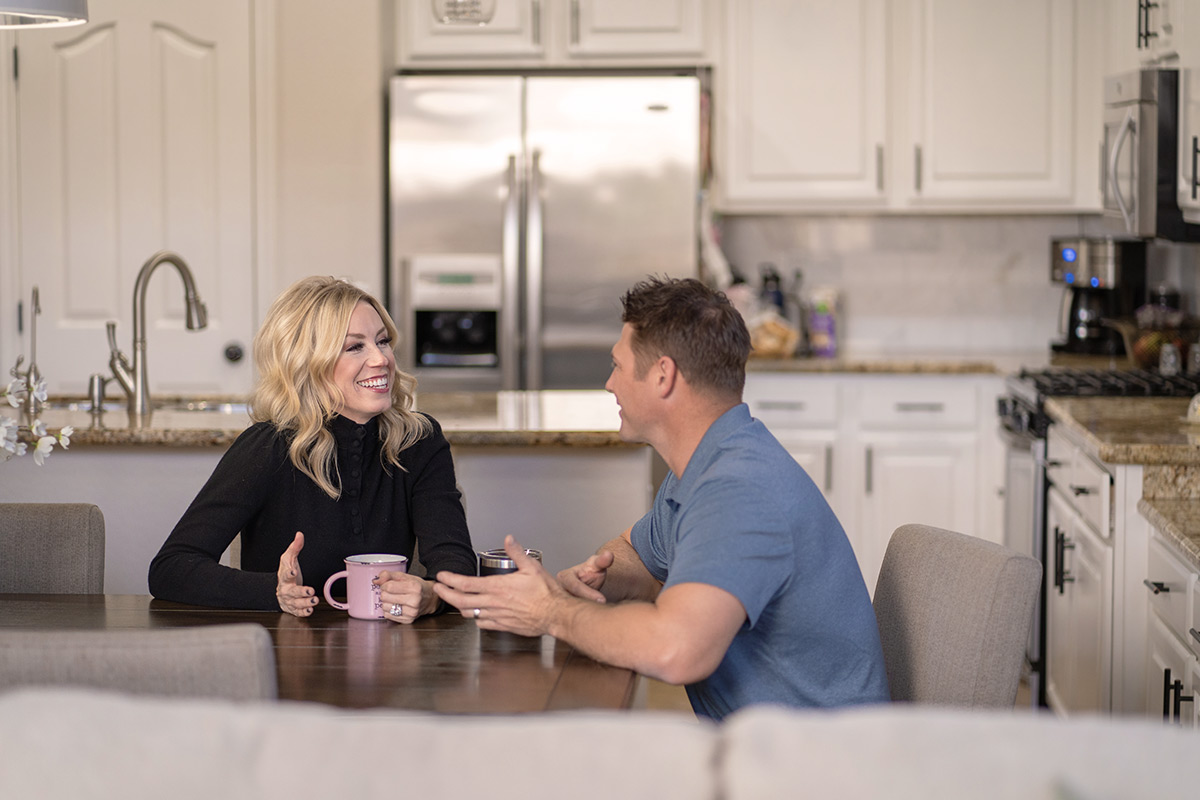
[620,276,751,399]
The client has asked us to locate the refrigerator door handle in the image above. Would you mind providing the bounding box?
[501,155,521,390]
[525,149,544,391]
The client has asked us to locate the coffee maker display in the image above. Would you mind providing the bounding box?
[1049,237,1147,355]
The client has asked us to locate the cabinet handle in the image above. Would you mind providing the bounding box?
[532,0,541,46]
[1192,136,1199,200]
[1138,0,1147,49]
[894,401,944,413]
[1175,680,1194,724]
[570,0,579,45]
[1162,667,1172,720]
[1145,1,1160,47]
[820,443,830,494]
[913,145,923,193]
[876,145,884,192]
[865,446,873,495]
[1054,527,1075,593]
[1143,579,1170,594]
[759,400,806,411]
[1069,485,1092,496]
[1191,627,1200,645]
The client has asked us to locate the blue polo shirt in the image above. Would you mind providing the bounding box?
[630,403,889,720]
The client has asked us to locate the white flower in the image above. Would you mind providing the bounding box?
[3,378,23,407]
[31,419,46,437]
[57,425,73,449]
[32,378,47,404]
[32,436,55,466]
[13,440,26,457]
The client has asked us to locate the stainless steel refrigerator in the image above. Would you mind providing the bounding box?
[388,73,700,391]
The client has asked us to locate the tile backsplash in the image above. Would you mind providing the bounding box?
[717,214,1200,355]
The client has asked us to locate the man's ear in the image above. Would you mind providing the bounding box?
[655,355,678,397]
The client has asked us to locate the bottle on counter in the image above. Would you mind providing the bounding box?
[808,286,839,359]
[759,263,785,317]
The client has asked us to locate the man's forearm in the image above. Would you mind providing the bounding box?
[596,534,662,603]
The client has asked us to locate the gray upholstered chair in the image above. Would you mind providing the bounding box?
[872,523,1042,707]
[0,503,105,593]
[0,623,278,701]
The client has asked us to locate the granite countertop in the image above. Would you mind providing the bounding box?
[746,351,1045,375]
[33,391,634,449]
[1043,396,1200,466]
[1136,498,1200,570]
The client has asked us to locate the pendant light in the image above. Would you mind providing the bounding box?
[0,0,87,28]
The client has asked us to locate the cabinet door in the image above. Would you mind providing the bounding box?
[399,0,545,61]
[566,0,706,56]
[717,0,888,210]
[902,0,1077,206]
[14,0,255,395]
[1068,514,1115,713]
[856,431,976,595]
[773,431,836,505]
[1178,67,1200,223]
[1144,612,1196,724]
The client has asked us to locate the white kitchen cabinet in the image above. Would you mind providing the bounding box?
[1045,482,1115,715]
[1140,532,1198,725]
[1106,0,1187,73]
[716,0,888,209]
[7,0,256,396]
[396,0,711,67]
[717,0,1102,213]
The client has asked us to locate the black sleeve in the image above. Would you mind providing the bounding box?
[147,423,284,609]
[407,415,478,578]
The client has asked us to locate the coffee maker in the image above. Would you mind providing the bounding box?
[1050,237,1147,355]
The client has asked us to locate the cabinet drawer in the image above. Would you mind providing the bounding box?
[1070,453,1111,539]
[856,380,976,428]
[1147,536,1196,638]
[744,376,838,427]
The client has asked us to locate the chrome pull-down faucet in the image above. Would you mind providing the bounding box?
[106,250,208,419]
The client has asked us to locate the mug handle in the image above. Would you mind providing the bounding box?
[323,570,349,610]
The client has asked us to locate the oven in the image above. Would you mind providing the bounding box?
[997,367,1200,709]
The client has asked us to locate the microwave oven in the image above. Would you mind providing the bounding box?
[1101,68,1200,242]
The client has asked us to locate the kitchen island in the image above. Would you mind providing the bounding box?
[1,391,652,594]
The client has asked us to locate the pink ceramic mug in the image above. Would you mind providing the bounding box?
[323,554,408,620]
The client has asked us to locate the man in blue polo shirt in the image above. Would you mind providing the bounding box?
[435,276,889,720]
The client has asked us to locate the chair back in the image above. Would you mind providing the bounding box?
[0,503,105,593]
[872,523,1041,707]
[0,623,277,701]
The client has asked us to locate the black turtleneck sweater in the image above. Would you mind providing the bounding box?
[148,414,476,610]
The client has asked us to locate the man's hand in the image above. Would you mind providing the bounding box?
[434,535,563,637]
[276,531,317,617]
[557,549,615,603]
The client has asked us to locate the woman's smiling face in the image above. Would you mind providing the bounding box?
[333,301,395,424]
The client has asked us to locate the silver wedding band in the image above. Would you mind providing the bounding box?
[390,603,403,617]
[473,607,481,619]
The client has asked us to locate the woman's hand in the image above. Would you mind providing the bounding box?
[276,531,318,617]
[376,571,438,624]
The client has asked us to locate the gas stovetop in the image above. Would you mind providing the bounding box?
[1014,368,1200,399]
[1000,368,1200,439]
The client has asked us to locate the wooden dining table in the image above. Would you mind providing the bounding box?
[0,594,639,713]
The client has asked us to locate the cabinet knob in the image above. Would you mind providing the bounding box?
[224,343,245,363]
[1069,484,1092,496]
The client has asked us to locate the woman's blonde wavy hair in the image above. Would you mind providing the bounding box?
[249,276,431,499]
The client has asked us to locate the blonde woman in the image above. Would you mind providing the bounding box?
[149,277,476,620]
